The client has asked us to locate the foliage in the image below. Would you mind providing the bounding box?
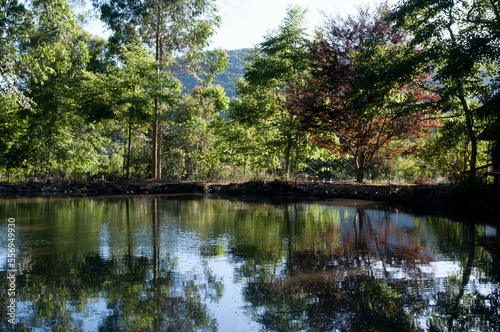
[229,5,314,180]
[180,48,248,99]
[1,0,499,184]
[0,0,102,177]
[388,0,500,178]
[162,85,229,180]
[290,5,440,183]
[416,120,491,182]
[92,0,226,180]
[0,0,32,108]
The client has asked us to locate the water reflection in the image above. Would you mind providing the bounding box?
[0,196,499,331]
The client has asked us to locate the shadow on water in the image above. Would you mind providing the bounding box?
[0,196,499,331]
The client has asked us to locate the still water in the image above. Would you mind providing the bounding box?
[0,195,499,331]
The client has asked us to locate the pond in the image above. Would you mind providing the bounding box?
[0,195,499,331]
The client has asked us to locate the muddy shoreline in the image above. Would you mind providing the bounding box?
[0,180,499,219]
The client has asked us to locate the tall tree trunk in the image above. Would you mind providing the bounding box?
[126,121,132,181]
[186,155,193,180]
[122,142,127,177]
[355,169,365,183]
[157,123,162,180]
[355,152,366,183]
[447,25,477,178]
[270,155,277,177]
[284,144,291,181]
[153,4,163,180]
[152,113,158,179]
[47,102,56,177]
[243,155,247,179]
[494,137,500,186]
[458,92,477,178]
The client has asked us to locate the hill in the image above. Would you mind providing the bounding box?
[180,49,248,99]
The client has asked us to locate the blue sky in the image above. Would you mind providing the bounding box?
[84,0,397,50]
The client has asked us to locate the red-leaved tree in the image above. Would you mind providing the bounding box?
[289,5,441,182]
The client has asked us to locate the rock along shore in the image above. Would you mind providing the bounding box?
[0,180,499,217]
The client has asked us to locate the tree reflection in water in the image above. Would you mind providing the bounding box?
[239,205,500,332]
[0,197,222,331]
[0,197,498,331]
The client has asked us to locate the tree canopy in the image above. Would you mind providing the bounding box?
[388,0,500,178]
[290,5,441,182]
[0,0,499,184]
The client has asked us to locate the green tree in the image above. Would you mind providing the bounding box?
[388,0,499,179]
[116,41,181,180]
[93,0,225,180]
[117,42,160,180]
[0,0,31,108]
[229,80,283,177]
[1,0,98,178]
[213,118,272,180]
[181,48,248,99]
[163,85,229,180]
[417,119,489,182]
[0,0,98,179]
[232,5,311,180]
[80,32,116,75]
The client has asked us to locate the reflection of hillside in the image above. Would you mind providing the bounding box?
[0,197,221,331]
[0,197,498,331]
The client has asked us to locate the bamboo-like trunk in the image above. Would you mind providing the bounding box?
[126,121,132,180]
[152,4,163,180]
[284,144,291,181]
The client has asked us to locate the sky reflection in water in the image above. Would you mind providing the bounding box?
[0,196,499,331]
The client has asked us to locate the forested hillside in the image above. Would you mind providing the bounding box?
[181,49,248,99]
[1,0,498,185]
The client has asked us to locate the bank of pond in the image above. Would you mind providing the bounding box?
[1,180,499,218]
